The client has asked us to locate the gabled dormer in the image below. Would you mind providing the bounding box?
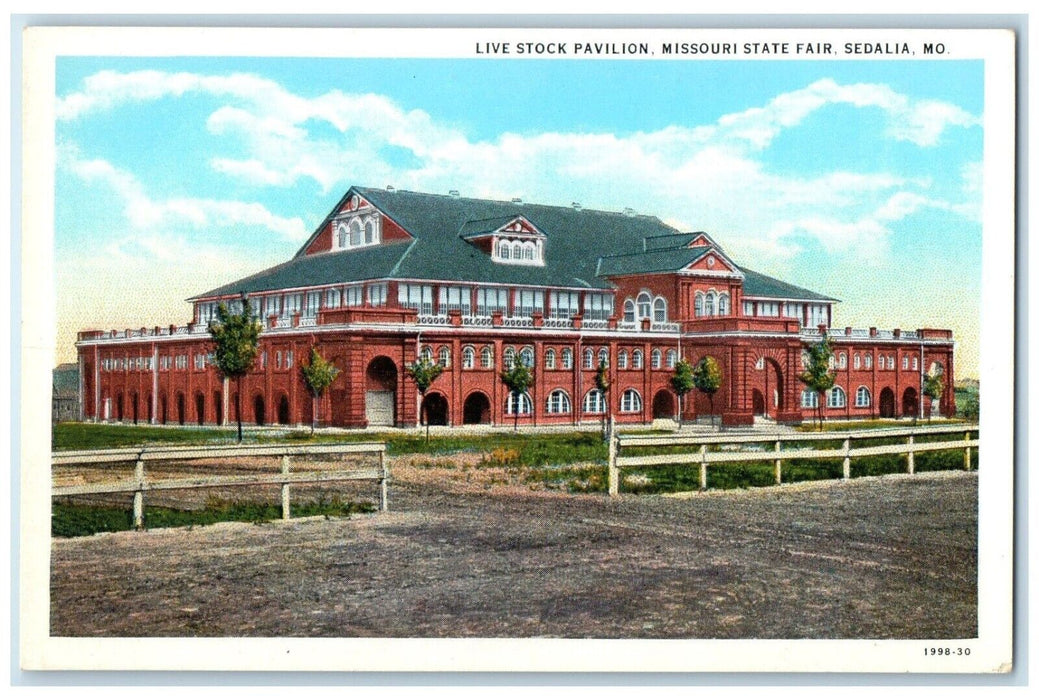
[298,188,414,257]
[459,214,547,266]
[680,247,742,277]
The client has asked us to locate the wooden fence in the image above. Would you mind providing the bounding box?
[607,424,979,496]
[52,442,389,529]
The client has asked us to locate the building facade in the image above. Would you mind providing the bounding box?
[75,186,956,429]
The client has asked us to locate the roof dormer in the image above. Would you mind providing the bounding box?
[460,214,547,266]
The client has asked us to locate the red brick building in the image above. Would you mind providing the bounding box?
[75,186,956,428]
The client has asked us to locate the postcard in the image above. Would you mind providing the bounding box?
[18,24,1015,674]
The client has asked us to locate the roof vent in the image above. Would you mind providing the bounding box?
[623,207,636,217]
[511,197,523,205]
[449,189,460,198]
[572,202,582,211]
[386,184,395,191]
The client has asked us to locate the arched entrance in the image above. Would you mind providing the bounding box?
[752,389,766,416]
[652,389,675,419]
[423,392,449,426]
[214,391,223,426]
[365,356,398,427]
[902,387,919,418]
[463,391,491,425]
[131,393,139,424]
[253,395,266,426]
[145,393,152,423]
[176,392,186,425]
[879,388,895,418]
[160,393,168,425]
[195,392,206,425]
[277,395,291,425]
[116,393,124,421]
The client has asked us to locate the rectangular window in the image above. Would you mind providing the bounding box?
[264,295,281,318]
[514,289,544,317]
[276,351,282,370]
[368,282,388,306]
[342,285,363,307]
[286,351,294,369]
[283,293,303,316]
[304,291,321,317]
[806,304,829,327]
[398,283,434,314]
[757,302,780,317]
[476,287,508,316]
[549,291,580,319]
[584,293,614,321]
[438,285,472,316]
[783,302,803,319]
[743,301,755,316]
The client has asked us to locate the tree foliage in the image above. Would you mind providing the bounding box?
[594,359,611,439]
[798,338,836,429]
[499,362,534,432]
[691,356,723,428]
[209,297,262,442]
[301,347,340,433]
[923,367,945,420]
[406,357,444,441]
[670,359,696,427]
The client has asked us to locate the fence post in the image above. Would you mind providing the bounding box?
[774,439,782,485]
[907,434,915,475]
[964,430,972,471]
[133,457,145,530]
[379,447,389,511]
[699,444,708,491]
[280,454,291,520]
[842,437,851,480]
[607,430,619,497]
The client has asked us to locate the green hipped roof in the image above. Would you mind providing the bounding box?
[194,186,835,303]
[741,268,839,302]
[597,246,714,276]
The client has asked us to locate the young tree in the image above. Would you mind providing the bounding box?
[923,369,945,421]
[209,295,262,443]
[594,358,611,440]
[405,356,444,442]
[799,338,836,430]
[301,346,341,434]
[670,359,696,429]
[499,362,534,432]
[692,356,723,429]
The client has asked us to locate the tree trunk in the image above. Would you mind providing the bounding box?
[311,394,317,435]
[235,377,243,443]
[422,393,430,443]
[513,392,519,432]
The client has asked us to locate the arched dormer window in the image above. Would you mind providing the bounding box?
[364,218,376,244]
[336,223,348,248]
[512,242,522,260]
[523,242,535,260]
[637,292,652,320]
[499,241,511,259]
[349,219,363,246]
[653,297,667,323]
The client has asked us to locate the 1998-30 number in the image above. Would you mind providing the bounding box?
[924,647,971,656]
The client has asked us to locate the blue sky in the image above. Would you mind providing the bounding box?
[54,56,984,376]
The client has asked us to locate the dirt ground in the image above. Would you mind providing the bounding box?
[50,461,977,639]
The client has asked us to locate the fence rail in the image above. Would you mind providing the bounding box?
[607,425,978,496]
[52,442,389,529]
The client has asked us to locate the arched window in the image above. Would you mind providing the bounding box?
[545,348,557,370]
[653,297,667,322]
[618,350,629,370]
[651,349,662,369]
[505,392,532,415]
[583,389,606,414]
[853,354,861,370]
[583,348,595,369]
[666,349,677,369]
[705,291,716,316]
[623,299,636,323]
[912,356,919,370]
[546,389,572,414]
[801,390,819,408]
[364,218,376,244]
[801,350,810,369]
[462,346,475,370]
[718,293,730,316]
[620,389,643,413]
[632,350,644,369]
[856,386,871,407]
[480,346,494,369]
[839,353,847,369]
[503,346,516,369]
[598,347,609,366]
[561,347,574,370]
[512,242,523,259]
[336,223,348,248]
[827,386,847,409]
[523,242,535,260]
[438,346,451,368]
[349,219,363,246]
[902,355,909,370]
[865,354,873,369]
[499,241,511,259]
[519,346,535,368]
[694,292,704,317]
[420,345,434,363]
[637,292,652,320]
[828,356,836,370]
